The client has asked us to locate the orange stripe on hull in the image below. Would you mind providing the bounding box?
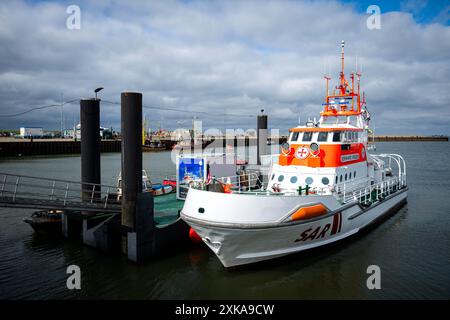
[291,204,328,221]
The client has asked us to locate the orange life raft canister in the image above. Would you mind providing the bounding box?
[291,204,328,221]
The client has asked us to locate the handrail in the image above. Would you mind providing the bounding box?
[340,175,405,204]
[0,172,117,189]
[215,172,263,189]
[202,173,406,203]
[0,172,120,211]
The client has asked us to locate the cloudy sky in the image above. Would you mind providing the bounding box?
[0,0,449,135]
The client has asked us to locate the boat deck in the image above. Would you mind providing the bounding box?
[154,193,184,227]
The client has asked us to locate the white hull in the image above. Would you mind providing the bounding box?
[181,188,407,267]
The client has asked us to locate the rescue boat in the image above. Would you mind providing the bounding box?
[180,41,408,268]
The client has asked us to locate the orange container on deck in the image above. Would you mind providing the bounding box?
[291,204,328,221]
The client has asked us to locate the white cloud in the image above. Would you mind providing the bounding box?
[0,0,449,135]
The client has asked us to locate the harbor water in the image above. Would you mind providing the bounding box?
[0,142,449,299]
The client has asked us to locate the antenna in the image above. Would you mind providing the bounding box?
[341,40,345,80]
[324,75,331,112]
[60,93,64,138]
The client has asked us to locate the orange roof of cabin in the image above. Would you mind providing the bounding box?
[289,127,363,132]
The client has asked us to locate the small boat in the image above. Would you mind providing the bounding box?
[151,183,174,196]
[24,210,63,235]
[180,41,408,268]
[163,175,177,188]
[116,170,174,200]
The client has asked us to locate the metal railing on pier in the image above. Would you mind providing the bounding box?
[0,172,121,213]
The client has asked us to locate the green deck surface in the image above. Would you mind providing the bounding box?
[153,193,184,227]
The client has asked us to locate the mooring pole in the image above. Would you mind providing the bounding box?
[121,92,143,231]
[80,98,101,201]
[121,92,154,263]
[257,112,268,165]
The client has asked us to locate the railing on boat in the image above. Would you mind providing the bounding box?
[337,175,406,204]
[214,171,264,190]
[199,153,407,206]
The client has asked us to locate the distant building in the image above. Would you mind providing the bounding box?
[63,129,74,138]
[19,127,43,138]
[72,124,114,140]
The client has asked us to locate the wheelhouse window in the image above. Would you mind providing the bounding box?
[332,131,341,142]
[341,131,359,143]
[302,132,313,142]
[343,131,350,142]
[290,132,300,142]
[318,132,328,142]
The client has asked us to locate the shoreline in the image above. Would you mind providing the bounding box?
[0,136,447,158]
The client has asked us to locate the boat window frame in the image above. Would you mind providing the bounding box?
[302,132,313,142]
[317,132,328,142]
[290,131,300,142]
[332,131,341,142]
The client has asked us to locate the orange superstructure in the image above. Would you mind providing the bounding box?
[279,143,366,167]
[278,40,370,171]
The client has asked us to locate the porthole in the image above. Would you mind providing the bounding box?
[345,173,348,181]
[198,207,205,213]
[340,175,343,182]
[278,175,284,182]
[271,173,275,180]
[354,171,356,178]
[290,176,298,184]
[305,177,313,185]
[322,177,330,185]
[335,176,338,184]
